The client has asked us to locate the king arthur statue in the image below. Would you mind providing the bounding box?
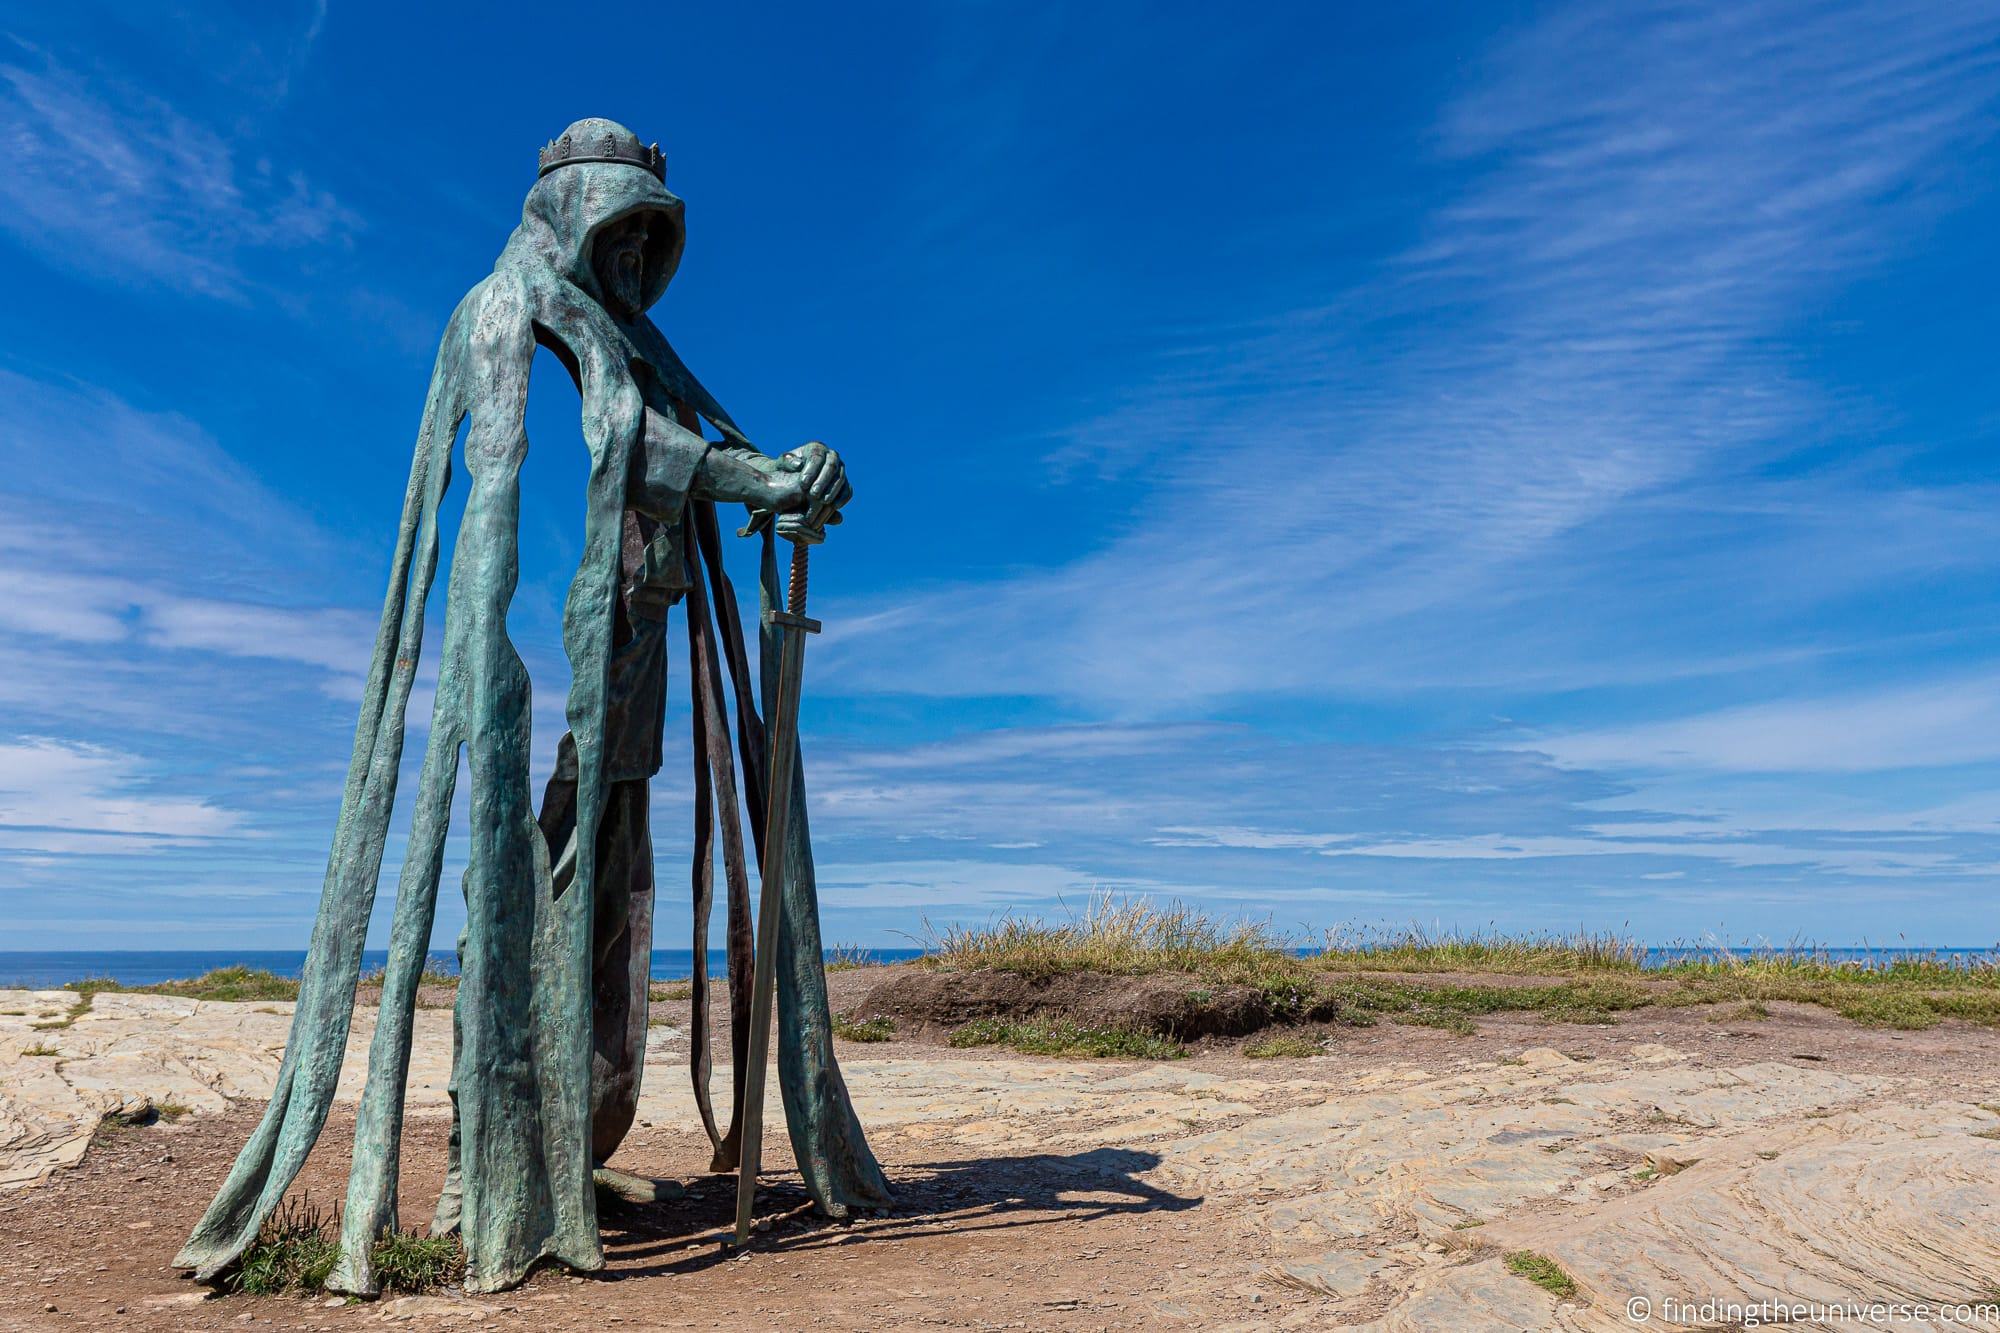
[175,118,890,1295]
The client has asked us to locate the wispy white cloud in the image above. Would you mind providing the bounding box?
[1319,832,1972,879]
[0,369,371,684]
[781,713,2000,946]
[0,737,240,844]
[1530,673,2000,773]
[1151,826,1356,851]
[821,0,2000,707]
[0,38,357,297]
[811,857,1184,911]
[0,369,331,565]
[0,364,376,906]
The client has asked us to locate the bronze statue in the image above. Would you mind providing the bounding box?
[175,117,889,1295]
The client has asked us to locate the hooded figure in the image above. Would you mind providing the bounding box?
[174,119,890,1296]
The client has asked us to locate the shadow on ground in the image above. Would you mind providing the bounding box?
[599,1147,1198,1279]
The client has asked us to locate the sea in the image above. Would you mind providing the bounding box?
[0,949,929,989]
[0,945,1990,989]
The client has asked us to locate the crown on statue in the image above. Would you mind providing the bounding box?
[537,119,665,181]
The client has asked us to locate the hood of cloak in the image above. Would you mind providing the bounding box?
[519,128,686,316]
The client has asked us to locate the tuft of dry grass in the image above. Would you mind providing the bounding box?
[921,896,1303,988]
[824,945,881,972]
[1320,923,1645,974]
[1652,940,1998,988]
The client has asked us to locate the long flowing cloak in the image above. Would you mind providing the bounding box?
[175,157,888,1297]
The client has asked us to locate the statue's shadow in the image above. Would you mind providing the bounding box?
[597,1147,1199,1279]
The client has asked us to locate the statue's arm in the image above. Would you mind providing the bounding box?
[630,406,801,520]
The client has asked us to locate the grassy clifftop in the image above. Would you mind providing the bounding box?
[911,898,2000,1033]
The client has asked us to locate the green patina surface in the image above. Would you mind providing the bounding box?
[175,118,883,1297]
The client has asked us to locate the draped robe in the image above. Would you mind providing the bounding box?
[174,151,890,1297]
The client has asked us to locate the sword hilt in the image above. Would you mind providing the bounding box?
[788,540,808,616]
[769,514,824,635]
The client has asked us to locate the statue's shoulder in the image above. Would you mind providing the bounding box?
[438,270,537,370]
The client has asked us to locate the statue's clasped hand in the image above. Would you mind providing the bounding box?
[746,441,852,542]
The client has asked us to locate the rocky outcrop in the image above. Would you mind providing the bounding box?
[0,989,454,1190]
[8,988,1999,1330]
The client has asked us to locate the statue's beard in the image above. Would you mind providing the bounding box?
[595,242,645,321]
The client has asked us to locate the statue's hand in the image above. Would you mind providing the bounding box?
[772,441,852,526]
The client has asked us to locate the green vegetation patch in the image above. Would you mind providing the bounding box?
[65,967,303,1005]
[948,1016,1184,1060]
[1321,977,1652,1032]
[21,1042,58,1057]
[231,1196,463,1297]
[32,978,117,1030]
[1504,1249,1579,1299]
[1244,1033,1323,1058]
[144,966,303,1002]
[368,1229,466,1293]
[1653,973,2000,1031]
[832,1013,896,1042]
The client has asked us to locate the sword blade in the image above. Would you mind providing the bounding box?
[733,612,812,1243]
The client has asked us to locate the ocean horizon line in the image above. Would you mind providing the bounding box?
[2,944,1996,990]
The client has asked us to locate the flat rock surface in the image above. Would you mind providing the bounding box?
[4,980,1999,1329]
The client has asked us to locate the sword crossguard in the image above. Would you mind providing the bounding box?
[767,608,820,634]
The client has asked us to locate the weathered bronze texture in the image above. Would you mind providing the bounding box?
[174,118,885,1296]
[734,522,823,1243]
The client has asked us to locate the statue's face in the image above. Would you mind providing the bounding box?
[593,213,651,321]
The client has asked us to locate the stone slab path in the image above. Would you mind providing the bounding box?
[6,988,2000,1329]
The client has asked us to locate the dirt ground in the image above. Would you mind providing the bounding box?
[0,1087,1231,1332]
[3,975,1998,1332]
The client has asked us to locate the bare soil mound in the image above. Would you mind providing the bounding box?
[851,966,1292,1040]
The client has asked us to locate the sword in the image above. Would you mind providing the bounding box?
[732,508,823,1245]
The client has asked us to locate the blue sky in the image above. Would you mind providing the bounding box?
[3,1,1999,950]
